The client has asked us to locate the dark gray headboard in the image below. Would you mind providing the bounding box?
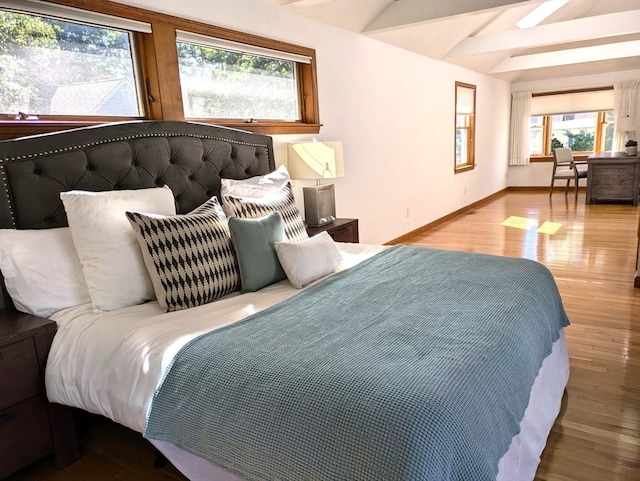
[0,120,275,230]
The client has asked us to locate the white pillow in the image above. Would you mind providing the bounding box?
[60,186,176,313]
[274,231,341,289]
[0,228,91,317]
[220,165,289,217]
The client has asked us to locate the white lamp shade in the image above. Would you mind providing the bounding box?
[287,141,345,180]
[617,115,636,132]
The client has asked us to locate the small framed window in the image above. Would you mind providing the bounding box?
[455,82,476,173]
[0,4,150,119]
[176,31,312,125]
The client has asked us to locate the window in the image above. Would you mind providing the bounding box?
[529,110,613,156]
[527,88,614,158]
[455,82,476,172]
[0,5,149,118]
[176,31,308,122]
[0,0,321,140]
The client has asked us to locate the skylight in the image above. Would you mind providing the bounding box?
[516,0,569,29]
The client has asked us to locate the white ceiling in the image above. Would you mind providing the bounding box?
[280,0,640,83]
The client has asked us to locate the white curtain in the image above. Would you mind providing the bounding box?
[509,92,532,166]
[614,80,640,151]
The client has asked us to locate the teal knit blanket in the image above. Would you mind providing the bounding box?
[145,245,569,481]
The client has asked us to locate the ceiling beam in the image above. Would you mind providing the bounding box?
[489,40,640,73]
[363,0,528,33]
[445,10,640,58]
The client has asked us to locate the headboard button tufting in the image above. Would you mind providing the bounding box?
[0,121,275,230]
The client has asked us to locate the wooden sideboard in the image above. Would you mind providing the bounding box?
[586,152,640,206]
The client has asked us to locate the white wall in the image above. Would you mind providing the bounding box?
[116,0,511,244]
[508,69,640,188]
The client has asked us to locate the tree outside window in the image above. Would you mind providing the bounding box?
[0,10,142,117]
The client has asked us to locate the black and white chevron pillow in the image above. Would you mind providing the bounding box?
[223,181,308,243]
[126,198,240,312]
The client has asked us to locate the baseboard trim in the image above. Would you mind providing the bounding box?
[385,185,590,245]
[385,188,509,245]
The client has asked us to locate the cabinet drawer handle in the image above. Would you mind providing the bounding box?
[332,228,348,235]
[0,412,14,425]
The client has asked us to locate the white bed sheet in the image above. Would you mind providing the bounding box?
[45,242,569,481]
[46,243,387,433]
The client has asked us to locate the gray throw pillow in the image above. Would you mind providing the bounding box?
[228,212,287,292]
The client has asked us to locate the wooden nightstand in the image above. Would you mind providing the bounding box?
[306,218,359,243]
[0,310,79,479]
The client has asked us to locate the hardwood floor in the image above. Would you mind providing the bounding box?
[7,190,640,481]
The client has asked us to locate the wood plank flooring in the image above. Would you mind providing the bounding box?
[7,190,640,481]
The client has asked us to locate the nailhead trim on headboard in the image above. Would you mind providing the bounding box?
[0,132,270,164]
[0,166,15,228]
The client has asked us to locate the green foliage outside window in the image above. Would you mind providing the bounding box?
[551,137,564,149]
[0,10,139,116]
[565,130,594,152]
[177,42,299,120]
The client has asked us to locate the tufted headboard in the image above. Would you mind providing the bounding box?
[0,120,275,309]
[0,120,275,230]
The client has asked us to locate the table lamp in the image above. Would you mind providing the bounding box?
[287,141,344,227]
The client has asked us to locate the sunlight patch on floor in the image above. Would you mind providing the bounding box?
[537,221,562,235]
[501,216,562,235]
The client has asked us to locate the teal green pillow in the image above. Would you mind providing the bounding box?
[228,212,287,292]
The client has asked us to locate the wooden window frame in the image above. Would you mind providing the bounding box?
[0,0,321,140]
[454,81,476,174]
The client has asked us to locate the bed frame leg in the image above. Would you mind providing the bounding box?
[153,448,169,469]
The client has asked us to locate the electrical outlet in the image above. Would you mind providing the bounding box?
[406,207,410,218]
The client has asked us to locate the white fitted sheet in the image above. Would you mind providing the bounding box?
[45,242,569,481]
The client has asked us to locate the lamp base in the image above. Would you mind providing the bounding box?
[303,184,336,227]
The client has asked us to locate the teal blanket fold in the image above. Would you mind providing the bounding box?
[145,245,569,481]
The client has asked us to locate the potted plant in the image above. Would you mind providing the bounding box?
[625,140,638,156]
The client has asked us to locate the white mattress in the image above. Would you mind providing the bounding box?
[45,242,569,481]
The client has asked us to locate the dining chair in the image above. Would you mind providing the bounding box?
[550,147,588,201]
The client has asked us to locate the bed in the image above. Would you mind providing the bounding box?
[0,120,570,481]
